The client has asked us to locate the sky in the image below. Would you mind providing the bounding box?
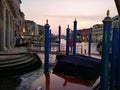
[21,0,118,35]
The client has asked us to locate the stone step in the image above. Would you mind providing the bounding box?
[0,54,26,61]
[0,55,31,65]
[11,57,41,70]
[0,54,42,76]
[0,55,33,68]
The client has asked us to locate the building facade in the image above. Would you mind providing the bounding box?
[0,0,24,51]
[76,28,92,42]
[38,25,44,35]
[112,15,119,27]
[92,15,119,43]
[25,20,39,35]
[92,24,103,43]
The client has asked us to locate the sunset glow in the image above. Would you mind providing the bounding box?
[21,0,118,35]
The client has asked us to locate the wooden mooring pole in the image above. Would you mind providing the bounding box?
[66,25,70,56]
[100,10,112,90]
[44,20,50,73]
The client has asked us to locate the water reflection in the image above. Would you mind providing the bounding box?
[0,40,100,90]
[30,72,96,90]
[53,73,94,87]
[45,73,50,90]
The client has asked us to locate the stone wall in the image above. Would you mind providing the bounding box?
[0,0,24,51]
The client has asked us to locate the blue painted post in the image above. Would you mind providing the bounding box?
[58,25,61,51]
[73,19,77,55]
[100,10,112,90]
[66,25,70,56]
[88,32,92,56]
[110,25,119,90]
[49,29,51,53]
[116,20,120,90]
[44,20,50,73]
[113,1,120,89]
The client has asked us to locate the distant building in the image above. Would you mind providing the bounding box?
[38,25,44,35]
[92,24,103,42]
[0,0,24,51]
[111,15,119,40]
[25,20,39,35]
[92,15,119,43]
[112,15,119,27]
[76,28,92,42]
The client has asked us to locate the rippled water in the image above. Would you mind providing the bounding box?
[0,40,100,90]
[16,53,56,90]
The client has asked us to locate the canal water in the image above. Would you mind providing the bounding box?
[0,40,100,90]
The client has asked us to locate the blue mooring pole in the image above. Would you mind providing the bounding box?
[100,10,112,90]
[88,32,92,56]
[66,25,70,56]
[58,25,61,51]
[110,25,119,90]
[49,29,51,53]
[73,19,77,56]
[116,20,120,90]
[44,20,50,73]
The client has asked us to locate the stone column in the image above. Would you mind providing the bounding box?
[0,1,3,51]
[8,12,11,48]
[2,7,7,51]
[6,10,11,48]
[12,20,16,47]
[10,16,14,47]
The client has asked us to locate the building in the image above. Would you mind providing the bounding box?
[92,24,103,43]
[23,20,40,43]
[76,28,92,42]
[38,24,44,35]
[112,15,119,27]
[92,15,119,43]
[25,20,39,35]
[0,0,24,51]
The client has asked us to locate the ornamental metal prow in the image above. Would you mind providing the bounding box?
[115,0,120,16]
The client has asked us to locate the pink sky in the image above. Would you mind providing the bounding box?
[21,0,118,35]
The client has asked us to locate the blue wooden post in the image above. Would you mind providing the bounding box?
[88,32,92,56]
[44,20,50,73]
[110,25,119,90]
[66,25,70,56]
[116,19,120,90]
[100,10,112,90]
[73,19,77,55]
[49,29,51,53]
[58,25,61,51]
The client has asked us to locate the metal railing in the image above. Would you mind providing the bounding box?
[27,43,87,55]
